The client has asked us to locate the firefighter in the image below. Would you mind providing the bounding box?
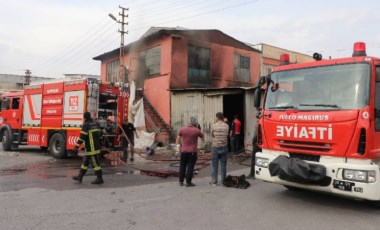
[72,112,104,184]
[246,111,262,179]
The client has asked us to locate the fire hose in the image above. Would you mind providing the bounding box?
[101,123,211,178]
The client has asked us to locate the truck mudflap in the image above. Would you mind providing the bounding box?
[269,155,330,186]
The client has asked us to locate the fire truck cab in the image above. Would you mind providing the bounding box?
[254,42,380,205]
[0,78,129,158]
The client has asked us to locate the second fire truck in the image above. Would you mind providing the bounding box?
[0,78,129,158]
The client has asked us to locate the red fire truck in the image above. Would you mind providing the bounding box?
[0,78,129,158]
[254,42,380,205]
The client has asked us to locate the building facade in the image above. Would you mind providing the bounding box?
[252,43,314,76]
[94,28,261,149]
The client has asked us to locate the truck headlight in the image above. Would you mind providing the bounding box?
[342,169,376,183]
[256,157,269,168]
[368,171,376,183]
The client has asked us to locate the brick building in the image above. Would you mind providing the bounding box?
[94,27,261,149]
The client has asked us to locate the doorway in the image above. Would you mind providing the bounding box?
[223,93,245,150]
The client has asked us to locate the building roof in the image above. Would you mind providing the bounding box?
[0,74,52,84]
[93,27,260,61]
[252,43,313,63]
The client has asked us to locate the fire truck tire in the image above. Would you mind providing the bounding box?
[2,130,12,151]
[49,133,67,159]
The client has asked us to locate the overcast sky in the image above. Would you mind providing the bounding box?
[1,0,380,78]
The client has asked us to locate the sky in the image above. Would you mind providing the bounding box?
[1,0,380,78]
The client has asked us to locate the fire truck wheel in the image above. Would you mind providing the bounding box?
[2,130,12,151]
[49,133,67,159]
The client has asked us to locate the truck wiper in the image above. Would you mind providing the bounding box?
[268,105,298,110]
[299,104,341,110]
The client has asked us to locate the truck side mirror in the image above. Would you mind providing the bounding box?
[254,76,268,108]
[254,88,261,108]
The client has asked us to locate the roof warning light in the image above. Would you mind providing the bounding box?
[279,53,290,65]
[353,42,367,57]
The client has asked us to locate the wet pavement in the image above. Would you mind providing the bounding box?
[0,147,251,192]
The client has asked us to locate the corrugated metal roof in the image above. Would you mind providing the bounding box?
[93,27,260,61]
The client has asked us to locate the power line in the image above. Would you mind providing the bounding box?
[36,0,226,74]
[38,0,261,77]
[32,8,119,71]
[41,24,117,75]
[32,0,163,71]
[64,37,120,76]
[129,0,210,23]
[129,0,259,32]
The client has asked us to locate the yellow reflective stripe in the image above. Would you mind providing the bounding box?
[92,129,100,132]
[84,150,100,155]
[81,165,88,170]
[89,130,95,153]
[78,138,84,142]
[91,156,101,171]
[80,131,88,135]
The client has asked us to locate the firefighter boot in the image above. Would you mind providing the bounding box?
[91,170,104,184]
[72,169,87,183]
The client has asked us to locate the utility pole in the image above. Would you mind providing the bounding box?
[110,5,129,83]
[119,6,129,83]
[109,6,129,123]
[24,69,32,85]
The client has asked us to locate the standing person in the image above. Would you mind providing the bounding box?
[223,117,232,153]
[119,120,139,163]
[72,112,103,184]
[176,116,204,187]
[246,112,262,179]
[230,115,242,154]
[210,112,229,186]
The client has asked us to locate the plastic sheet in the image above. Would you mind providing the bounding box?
[269,155,327,184]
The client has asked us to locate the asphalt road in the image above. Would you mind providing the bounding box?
[0,147,380,230]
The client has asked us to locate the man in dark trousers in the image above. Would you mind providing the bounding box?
[72,112,104,184]
[119,120,139,163]
[176,116,204,187]
[230,115,242,154]
[247,112,262,179]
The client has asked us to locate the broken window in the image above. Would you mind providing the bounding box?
[139,46,161,77]
[234,54,251,82]
[188,45,210,84]
[106,60,120,83]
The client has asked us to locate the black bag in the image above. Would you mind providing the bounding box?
[223,174,250,189]
[269,155,327,185]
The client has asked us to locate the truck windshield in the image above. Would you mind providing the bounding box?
[265,63,370,110]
